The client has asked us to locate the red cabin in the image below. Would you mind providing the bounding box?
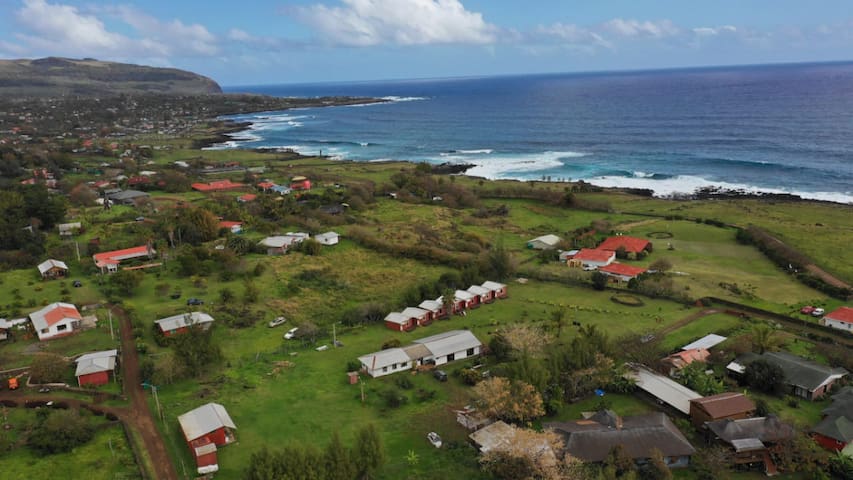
[178,403,237,475]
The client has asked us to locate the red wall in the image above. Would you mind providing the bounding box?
[78,370,109,386]
[162,326,189,337]
[195,451,218,468]
[207,427,227,446]
[813,433,847,452]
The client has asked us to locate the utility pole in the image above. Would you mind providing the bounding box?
[75,241,80,262]
[153,385,163,421]
[108,309,115,340]
[333,323,337,347]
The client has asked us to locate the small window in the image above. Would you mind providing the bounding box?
[467,348,475,356]
[382,367,388,372]
[41,328,49,334]
[392,363,397,370]
[447,353,455,362]
[57,324,67,332]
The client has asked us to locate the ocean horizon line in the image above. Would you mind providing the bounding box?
[222,58,853,91]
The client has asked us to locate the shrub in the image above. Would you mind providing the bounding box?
[395,376,414,390]
[381,338,402,350]
[415,388,436,402]
[458,368,482,386]
[346,360,362,373]
[381,388,407,409]
[28,410,95,455]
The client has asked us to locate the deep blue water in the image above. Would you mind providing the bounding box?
[217,63,853,203]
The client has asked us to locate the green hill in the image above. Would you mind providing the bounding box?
[0,57,222,97]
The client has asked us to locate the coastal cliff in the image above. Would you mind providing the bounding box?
[0,57,222,97]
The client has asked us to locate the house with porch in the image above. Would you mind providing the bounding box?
[727,352,848,400]
[38,259,68,279]
[75,349,118,387]
[29,302,83,341]
[93,245,155,273]
[358,330,482,377]
[546,410,695,468]
[155,312,214,337]
[705,416,794,475]
[570,248,616,269]
[178,403,237,475]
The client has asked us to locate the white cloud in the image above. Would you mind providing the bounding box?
[693,25,737,37]
[603,18,680,38]
[534,23,611,49]
[293,0,498,46]
[15,0,133,55]
[228,28,253,42]
[106,5,218,56]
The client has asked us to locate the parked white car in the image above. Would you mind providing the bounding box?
[284,327,299,339]
[811,308,825,317]
[268,316,287,328]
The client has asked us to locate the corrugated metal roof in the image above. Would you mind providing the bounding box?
[178,403,237,442]
[454,290,474,301]
[155,312,214,332]
[414,330,482,358]
[358,348,410,369]
[418,299,442,312]
[682,334,727,351]
[37,259,68,275]
[470,421,515,453]
[401,307,428,319]
[731,438,765,452]
[383,312,409,325]
[467,285,490,296]
[481,281,506,291]
[75,349,117,376]
[626,364,702,415]
[29,302,81,332]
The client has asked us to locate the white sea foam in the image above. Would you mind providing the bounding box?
[457,151,587,178]
[455,149,493,154]
[382,96,428,102]
[586,174,853,204]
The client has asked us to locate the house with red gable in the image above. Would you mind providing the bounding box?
[178,403,237,475]
[237,193,257,203]
[93,245,155,273]
[75,349,118,387]
[597,236,652,255]
[191,180,245,192]
[661,348,711,376]
[823,307,853,333]
[155,312,214,337]
[599,263,647,282]
[384,312,416,332]
[569,249,616,269]
[257,181,276,191]
[811,387,853,453]
[29,302,82,341]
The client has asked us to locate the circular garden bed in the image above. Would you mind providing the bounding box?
[610,294,645,307]
[647,231,674,239]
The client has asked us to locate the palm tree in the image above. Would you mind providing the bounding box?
[551,307,567,338]
[750,324,780,354]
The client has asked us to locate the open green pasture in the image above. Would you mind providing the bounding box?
[586,192,853,283]
[146,279,698,479]
[658,313,746,352]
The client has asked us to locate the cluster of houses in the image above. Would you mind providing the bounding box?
[383,281,508,333]
[358,330,483,377]
[259,231,339,255]
[528,234,652,282]
[257,176,311,195]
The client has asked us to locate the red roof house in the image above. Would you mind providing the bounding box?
[289,176,311,191]
[178,403,237,475]
[598,236,652,254]
[29,302,83,341]
[218,221,243,234]
[823,307,853,333]
[661,348,711,375]
[257,181,276,191]
[599,263,647,282]
[93,245,155,273]
[191,180,246,192]
[570,249,616,269]
[237,193,257,203]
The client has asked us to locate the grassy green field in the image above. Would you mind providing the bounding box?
[0,409,140,479]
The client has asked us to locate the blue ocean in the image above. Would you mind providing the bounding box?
[216,62,853,203]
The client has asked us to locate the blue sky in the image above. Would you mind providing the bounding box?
[1,0,852,86]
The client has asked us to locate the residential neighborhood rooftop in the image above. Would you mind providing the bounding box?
[75,349,118,376]
[682,334,727,351]
[178,403,237,442]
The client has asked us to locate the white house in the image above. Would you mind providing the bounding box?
[823,307,853,332]
[29,302,83,341]
[259,233,308,255]
[412,330,482,366]
[37,259,68,279]
[358,330,483,377]
[358,348,413,377]
[314,232,340,246]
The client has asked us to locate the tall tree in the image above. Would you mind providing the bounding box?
[353,424,385,480]
[472,377,545,424]
[324,431,355,480]
[750,324,781,354]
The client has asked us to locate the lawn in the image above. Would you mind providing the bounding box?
[143,278,698,480]
[659,313,745,352]
[0,408,140,479]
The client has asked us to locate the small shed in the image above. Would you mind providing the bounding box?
[37,259,68,279]
[75,349,118,387]
[315,232,340,246]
